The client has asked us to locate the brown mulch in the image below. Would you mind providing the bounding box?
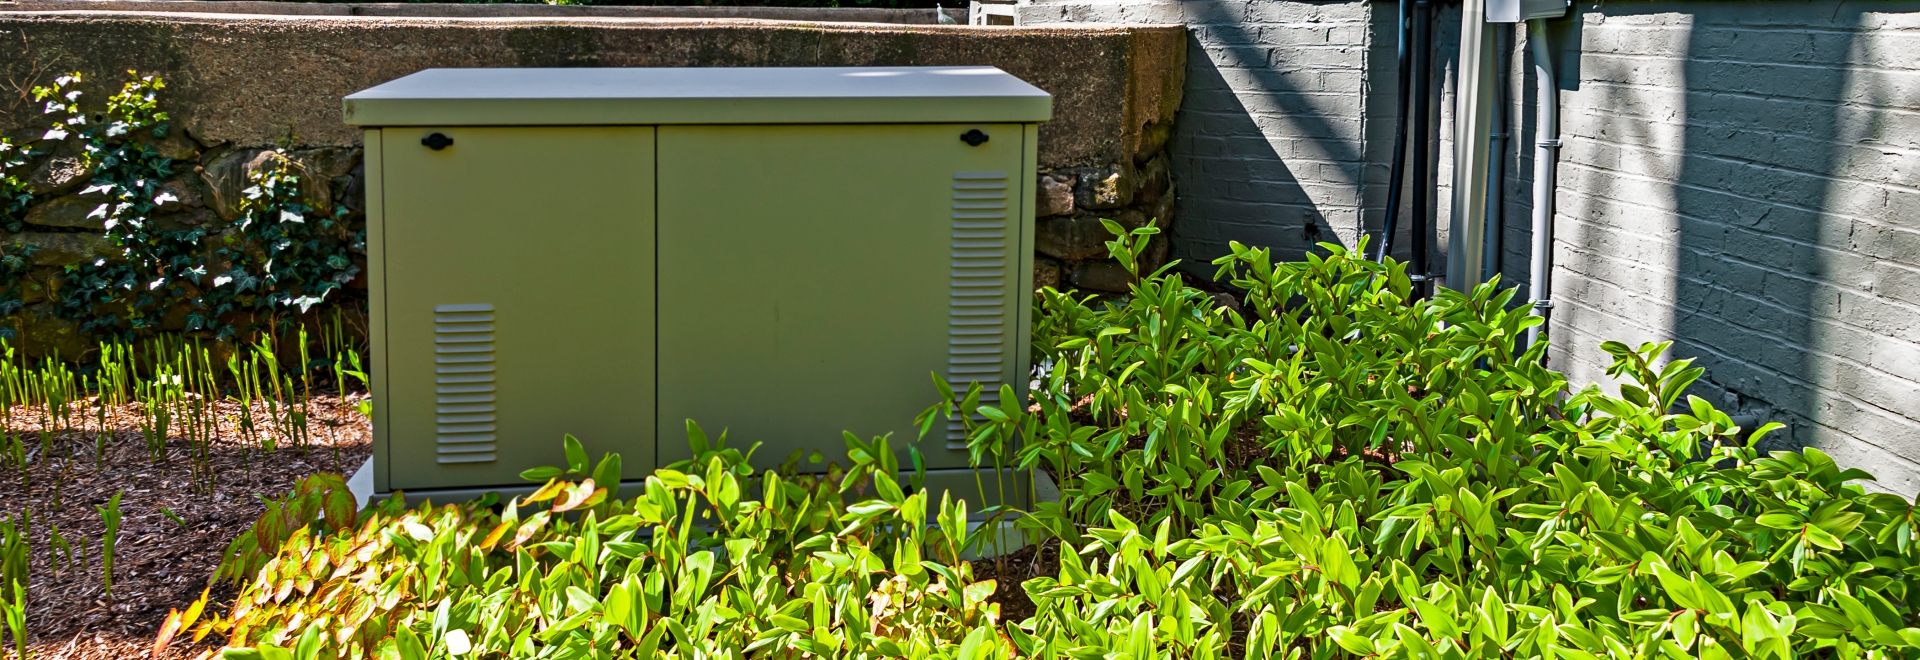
[970,537,1061,626]
[0,392,371,660]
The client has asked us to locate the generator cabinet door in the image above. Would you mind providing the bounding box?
[377,126,657,491]
[657,124,1031,471]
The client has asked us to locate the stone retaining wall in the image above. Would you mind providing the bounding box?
[0,8,1184,356]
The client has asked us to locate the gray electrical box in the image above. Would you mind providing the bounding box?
[1487,0,1567,22]
[344,67,1050,502]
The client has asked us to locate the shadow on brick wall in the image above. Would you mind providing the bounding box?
[1168,0,1373,274]
[1652,0,1920,488]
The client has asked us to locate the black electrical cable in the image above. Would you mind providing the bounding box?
[1375,0,1414,264]
[1408,0,1434,299]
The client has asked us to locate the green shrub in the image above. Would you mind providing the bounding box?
[185,233,1920,660]
[177,432,1002,659]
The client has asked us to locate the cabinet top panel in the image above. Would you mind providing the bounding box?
[344,66,1051,127]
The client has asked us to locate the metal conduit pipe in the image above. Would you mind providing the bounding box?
[1374,0,1414,264]
[1482,24,1513,283]
[1524,19,1560,352]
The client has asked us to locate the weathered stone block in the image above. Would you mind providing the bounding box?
[291,147,359,214]
[1037,214,1122,261]
[1037,173,1074,217]
[14,268,53,304]
[2,231,116,266]
[1075,165,1134,211]
[153,207,214,231]
[131,128,201,161]
[1035,215,1069,261]
[1137,120,1174,163]
[1034,255,1063,291]
[1141,234,1169,273]
[23,193,107,229]
[25,139,95,195]
[1135,154,1170,205]
[10,303,87,358]
[1070,260,1133,292]
[333,172,364,213]
[1148,189,1176,229]
[196,147,359,217]
[157,176,201,210]
[1113,208,1150,232]
[199,148,273,221]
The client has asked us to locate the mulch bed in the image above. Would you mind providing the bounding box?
[0,393,370,660]
[971,538,1060,625]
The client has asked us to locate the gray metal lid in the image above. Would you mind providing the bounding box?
[343,66,1052,126]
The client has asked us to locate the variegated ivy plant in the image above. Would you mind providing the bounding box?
[4,71,361,342]
[180,230,1920,660]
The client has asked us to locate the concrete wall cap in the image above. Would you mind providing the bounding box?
[0,12,1183,166]
[2,0,973,24]
[0,8,1156,36]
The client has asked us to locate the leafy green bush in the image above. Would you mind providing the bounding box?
[170,431,1001,659]
[183,233,1920,660]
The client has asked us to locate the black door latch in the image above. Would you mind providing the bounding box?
[960,129,989,146]
[422,133,454,150]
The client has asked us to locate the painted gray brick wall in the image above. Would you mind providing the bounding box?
[1020,0,1401,262]
[1543,1,1920,494]
[1023,0,1920,494]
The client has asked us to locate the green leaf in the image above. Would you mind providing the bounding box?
[519,466,564,482]
[846,501,894,517]
[591,453,623,493]
[396,629,426,660]
[1748,421,1787,444]
[1671,610,1697,650]
[1326,626,1376,655]
[1394,623,1440,660]
[686,420,710,456]
[1802,523,1845,551]
[1082,472,1120,496]
[293,626,323,660]
[1650,562,1702,611]
[558,435,591,477]
[770,614,809,633]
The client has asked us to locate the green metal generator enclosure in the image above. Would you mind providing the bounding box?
[346,67,1049,498]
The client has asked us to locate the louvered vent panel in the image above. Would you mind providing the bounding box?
[947,172,1009,447]
[433,303,497,464]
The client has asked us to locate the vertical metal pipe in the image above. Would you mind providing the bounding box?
[1375,0,1415,263]
[1524,20,1560,352]
[1448,0,1493,292]
[1408,0,1434,298]
[1483,24,1512,283]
